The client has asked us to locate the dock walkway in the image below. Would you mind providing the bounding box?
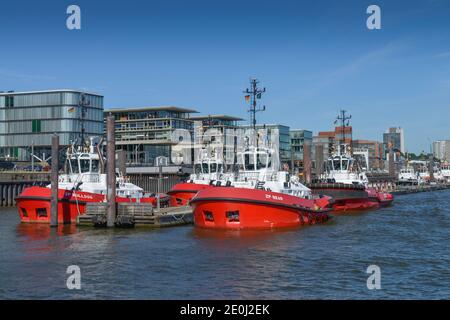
[77,203,193,228]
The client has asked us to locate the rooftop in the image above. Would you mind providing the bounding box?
[105,106,199,114]
[317,131,335,137]
[0,89,103,97]
[353,139,381,144]
[190,114,244,121]
[239,123,290,129]
[290,129,312,132]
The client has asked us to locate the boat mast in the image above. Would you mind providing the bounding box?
[244,78,266,130]
[335,109,351,155]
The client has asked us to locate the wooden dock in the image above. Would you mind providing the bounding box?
[77,203,193,228]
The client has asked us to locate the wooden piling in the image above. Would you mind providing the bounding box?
[303,142,312,184]
[6,184,13,207]
[106,115,116,227]
[12,184,17,206]
[50,134,59,227]
[117,149,126,176]
[157,164,162,210]
[315,143,324,178]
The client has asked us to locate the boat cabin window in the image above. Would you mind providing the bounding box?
[326,160,333,171]
[341,159,349,170]
[194,164,202,174]
[210,163,217,173]
[239,152,270,171]
[91,160,100,173]
[333,158,341,171]
[202,163,209,173]
[80,159,90,173]
[69,158,100,174]
[244,154,251,171]
[70,159,80,174]
[256,153,268,170]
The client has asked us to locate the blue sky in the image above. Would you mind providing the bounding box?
[1,0,449,153]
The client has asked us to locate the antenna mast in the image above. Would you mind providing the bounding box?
[244,78,266,130]
[335,109,352,154]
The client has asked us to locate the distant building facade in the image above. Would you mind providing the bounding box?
[239,124,292,167]
[105,106,198,165]
[312,126,353,160]
[433,140,450,162]
[352,139,383,170]
[383,127,405,154]
[290,129,312,172]
[0,89,104,161]
[334,126,353,145]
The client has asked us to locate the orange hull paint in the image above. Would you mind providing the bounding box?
[167,182,213,206]
[311,187,393,213]
[190,187,331,230]
[16,186,162,224]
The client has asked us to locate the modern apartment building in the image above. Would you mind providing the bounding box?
[312,126,353,160]
[383,127,405,154]
[105,106,198,165]
[290,129,313,172]
[0,89,104,161]
[433,140,450,161]
[352,139,384,170]
[239,124,292,167]
[190,115,244,166]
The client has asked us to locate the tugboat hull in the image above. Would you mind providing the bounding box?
[190,187,331,229]
[308,183,386,212]
[16,186,162,224]
[167,182,213,206]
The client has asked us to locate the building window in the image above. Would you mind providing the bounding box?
[5,96,14,107]
[32,120,42,133]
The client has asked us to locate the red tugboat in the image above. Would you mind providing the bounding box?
[308,145,393,212]
[190,145,333,229]
[167,149,224,206]
[16,138,167,224]
[191,187,330,229]
[308,110,393,212]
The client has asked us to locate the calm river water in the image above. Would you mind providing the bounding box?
[1,190,449,299]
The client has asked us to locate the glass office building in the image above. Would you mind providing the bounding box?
[0,90,104,161]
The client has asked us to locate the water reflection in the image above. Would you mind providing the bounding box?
[16,223,78,240]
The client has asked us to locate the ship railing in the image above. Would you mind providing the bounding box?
[79,173,101,183]
[237,171,279,182]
